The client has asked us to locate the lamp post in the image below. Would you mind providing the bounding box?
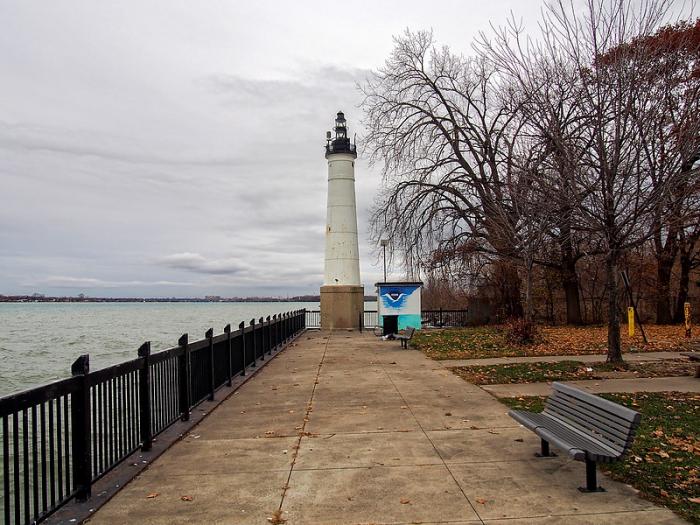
[380,239,389,282]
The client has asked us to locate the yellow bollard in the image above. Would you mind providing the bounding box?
[685,302,691,338]
[628,307,635,337]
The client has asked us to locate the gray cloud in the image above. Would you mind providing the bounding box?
[158,253,250,275]
[0,0,546,297]
[32,276,193,289]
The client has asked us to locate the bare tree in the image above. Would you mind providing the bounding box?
[362,30,527,317]
[536,0,693,361]
[477,0,695,359]
[479,15,597,325]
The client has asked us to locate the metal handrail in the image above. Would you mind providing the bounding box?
[0,310,307,525]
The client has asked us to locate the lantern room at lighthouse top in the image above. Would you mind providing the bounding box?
[325,111,357,157]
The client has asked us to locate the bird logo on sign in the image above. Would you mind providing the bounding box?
[381,289,410,309]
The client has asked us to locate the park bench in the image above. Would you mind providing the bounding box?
[508,382,641,492]
[681,352,700,378]
[397,326,416,349]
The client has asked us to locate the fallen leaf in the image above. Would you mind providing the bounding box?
[180,495,193,502]
[476,498,487,504]
[400,498,411,504]
[146,493,159,499]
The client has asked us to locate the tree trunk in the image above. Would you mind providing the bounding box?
[504,266,524,319]
[561,257,583,325]
[673,252,692,323]
[524,259,534,324]
[496,260,524,319]
[606,252,623,363]
[656,256,674,324]
[558,209,583,325]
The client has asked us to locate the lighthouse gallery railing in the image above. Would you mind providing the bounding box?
[0,310,306,525]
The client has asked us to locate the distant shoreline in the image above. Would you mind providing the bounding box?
[0,295,377,303]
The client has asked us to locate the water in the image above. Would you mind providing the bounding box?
[0,301,329,397]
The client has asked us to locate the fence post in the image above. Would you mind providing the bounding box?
[206,328,215,400]
[266,316,272,354]
[278,313,282,347]
[258,317,265,361]
[272,314,278,351]
[303,308,307,329]
[250,319,257,367]
[138,342,152,452]
[439,307,443,327]
[239,321,246,375]
[70,354,91,501]
[359,310,363,333]
[224,324,232,387]
[178,334,191,421]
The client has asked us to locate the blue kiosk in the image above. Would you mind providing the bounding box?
[376,281,423,335]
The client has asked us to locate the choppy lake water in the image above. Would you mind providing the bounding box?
[0,301,344,396]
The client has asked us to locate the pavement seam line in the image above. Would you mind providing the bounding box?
[275,332,331,518]
[377,346,486,525]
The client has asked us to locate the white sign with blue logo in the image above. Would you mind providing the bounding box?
[377,282,422,331]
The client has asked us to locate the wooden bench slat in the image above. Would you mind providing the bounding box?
[544,410,627,456]
[546,396,635,447]
[548,393,637,434]
[553,382,641,424]
[510,410,621,460]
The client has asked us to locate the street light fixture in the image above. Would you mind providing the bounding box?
[380,239,389,282]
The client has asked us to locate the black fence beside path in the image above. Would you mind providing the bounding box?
[0,309,307,525]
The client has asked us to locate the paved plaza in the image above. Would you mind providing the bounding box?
[87,331,685,524]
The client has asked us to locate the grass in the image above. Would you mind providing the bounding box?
[413,324,699,360]
[451,359,695,385]
[501,392,700,524]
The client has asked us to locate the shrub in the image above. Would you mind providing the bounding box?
[504,318,540,345]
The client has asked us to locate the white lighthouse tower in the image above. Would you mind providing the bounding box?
[320,111,364,330]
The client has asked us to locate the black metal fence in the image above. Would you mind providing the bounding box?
[0,309,306,525]
[304,310,378,329]
[421,309,469,327]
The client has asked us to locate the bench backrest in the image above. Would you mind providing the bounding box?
[405,326,416,338]
[543,382,641,455]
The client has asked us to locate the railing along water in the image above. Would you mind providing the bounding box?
[0,309,307,525]
[304,310,378,329]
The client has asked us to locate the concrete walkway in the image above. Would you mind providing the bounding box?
[482,375,700,398]
[438,351,688,368]
[87,331,685,524]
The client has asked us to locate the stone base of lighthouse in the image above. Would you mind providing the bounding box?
[320,285,364,330]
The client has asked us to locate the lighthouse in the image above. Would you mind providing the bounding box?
[320,111,364,330]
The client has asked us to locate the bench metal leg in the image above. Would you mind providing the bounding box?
[535,439,557,457]
[578,457,605,492]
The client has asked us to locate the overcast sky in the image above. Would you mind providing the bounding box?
[0,0,546,297]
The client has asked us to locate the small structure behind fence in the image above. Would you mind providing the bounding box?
[0,310,307,525]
